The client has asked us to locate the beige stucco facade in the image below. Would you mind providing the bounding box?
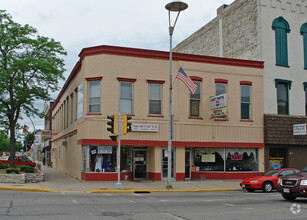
[51,45,264,181]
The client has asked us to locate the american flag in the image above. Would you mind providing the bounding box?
[176,67,197,94]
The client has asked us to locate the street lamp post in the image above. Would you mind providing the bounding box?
[165,1,188,187]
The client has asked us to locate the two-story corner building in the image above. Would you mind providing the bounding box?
[174,0,307,170]
[50,45,264,181]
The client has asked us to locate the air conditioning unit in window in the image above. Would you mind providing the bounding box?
[61,141,67,147]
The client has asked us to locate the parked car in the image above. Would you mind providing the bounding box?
[0,155,36,167]
[277,166,307,201]
[240,168,300,192]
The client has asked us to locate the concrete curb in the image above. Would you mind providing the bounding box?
[0,187,236,194]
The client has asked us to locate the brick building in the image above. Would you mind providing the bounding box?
[50,45,264,181]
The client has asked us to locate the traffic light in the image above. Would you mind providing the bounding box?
[123,115,132,135]
[109,135,118,142]
[107,114,116,134]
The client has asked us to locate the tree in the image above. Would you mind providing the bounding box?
[0,10,66,167]
[23,132,34,152]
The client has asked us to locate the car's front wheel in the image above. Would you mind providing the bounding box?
[282,194,297,201]
[262,182,273,192]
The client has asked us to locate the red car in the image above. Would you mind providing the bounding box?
[240,168,300,192]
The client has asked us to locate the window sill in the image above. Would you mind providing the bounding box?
[240,119,253,122]
[86,113,102,115]
[214,118,229,121]
[188,117,203,120]
[276,64,290,68]
[148,115,164,118]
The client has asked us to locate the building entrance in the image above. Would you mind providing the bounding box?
[133,150,146,180]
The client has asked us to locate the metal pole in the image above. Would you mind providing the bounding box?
[116,82,123,190]
[167,27,173,187]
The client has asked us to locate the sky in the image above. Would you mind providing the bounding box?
[2,0,234,133]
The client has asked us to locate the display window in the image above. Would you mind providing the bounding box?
[82,145,131,172]
[193,147,258,172]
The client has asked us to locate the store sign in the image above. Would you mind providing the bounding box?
[210,94,227,118]
[210,94,226,109]
[211,107,227,118]
[98,146,112,154]
[293,123,306,136]
[131,124,158,132]
[231,154,243,160]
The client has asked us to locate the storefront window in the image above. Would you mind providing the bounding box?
[193,147,258,172]
[82,146,131,172]
[194,148,224,171]
[226,148,258,171]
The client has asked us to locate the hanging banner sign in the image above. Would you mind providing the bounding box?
[211,107,227,118]
[210,94,227,109]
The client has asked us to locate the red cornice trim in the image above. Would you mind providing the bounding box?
[77,139,264,148]
[215,79,228,84]
[117,77,137,82]
[86,77,103,81]
[78,45,264,69]
[240,81,253,86]
[146,80,165,84]
[52,129,77,142]
[190,76,203,82]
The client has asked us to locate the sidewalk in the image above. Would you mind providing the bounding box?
[0,165,242,193]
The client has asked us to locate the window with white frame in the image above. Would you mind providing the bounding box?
[149,83,162,115]
[120,81,133,114]
[216,83,226,96]
[88,81,101,113]
[240,85,251,120]
[190,81,201,117]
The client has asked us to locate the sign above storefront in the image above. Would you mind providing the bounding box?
[293,123,306,136]
[131,124,158,132]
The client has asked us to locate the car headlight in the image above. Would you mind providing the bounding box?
[250,180,259,183]
[278,178,282,185]
[300,180,307,186]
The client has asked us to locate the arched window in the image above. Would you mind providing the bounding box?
[272,17,290,67]
[301,23,307,69]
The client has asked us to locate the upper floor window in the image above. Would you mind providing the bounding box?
[120,81,133,114]
[216,83,226,96]
[272,17,290,67]
[190,81,201,117]
[240,83,251,120]
[148,82,162,115]
[301,23,307,69]
[88,80,101,113]
[275,79,292,115]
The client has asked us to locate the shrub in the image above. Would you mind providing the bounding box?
[24,167,34,173]
[0,163,9,169]
[6,168,19,174]
[20,165,30,172]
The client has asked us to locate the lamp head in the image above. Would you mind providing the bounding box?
[165,1,188,12]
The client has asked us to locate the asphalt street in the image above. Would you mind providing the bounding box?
[0,190,306,220]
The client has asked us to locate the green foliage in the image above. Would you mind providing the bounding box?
[0,163,9,169]
[6,168,19,174]
[24,167,34,173]
[0,131,10,152]
[0,10,67,166]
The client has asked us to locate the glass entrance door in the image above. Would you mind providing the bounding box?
[133,150,146,180]
[185,150,191,179]
[161,148,175,180]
